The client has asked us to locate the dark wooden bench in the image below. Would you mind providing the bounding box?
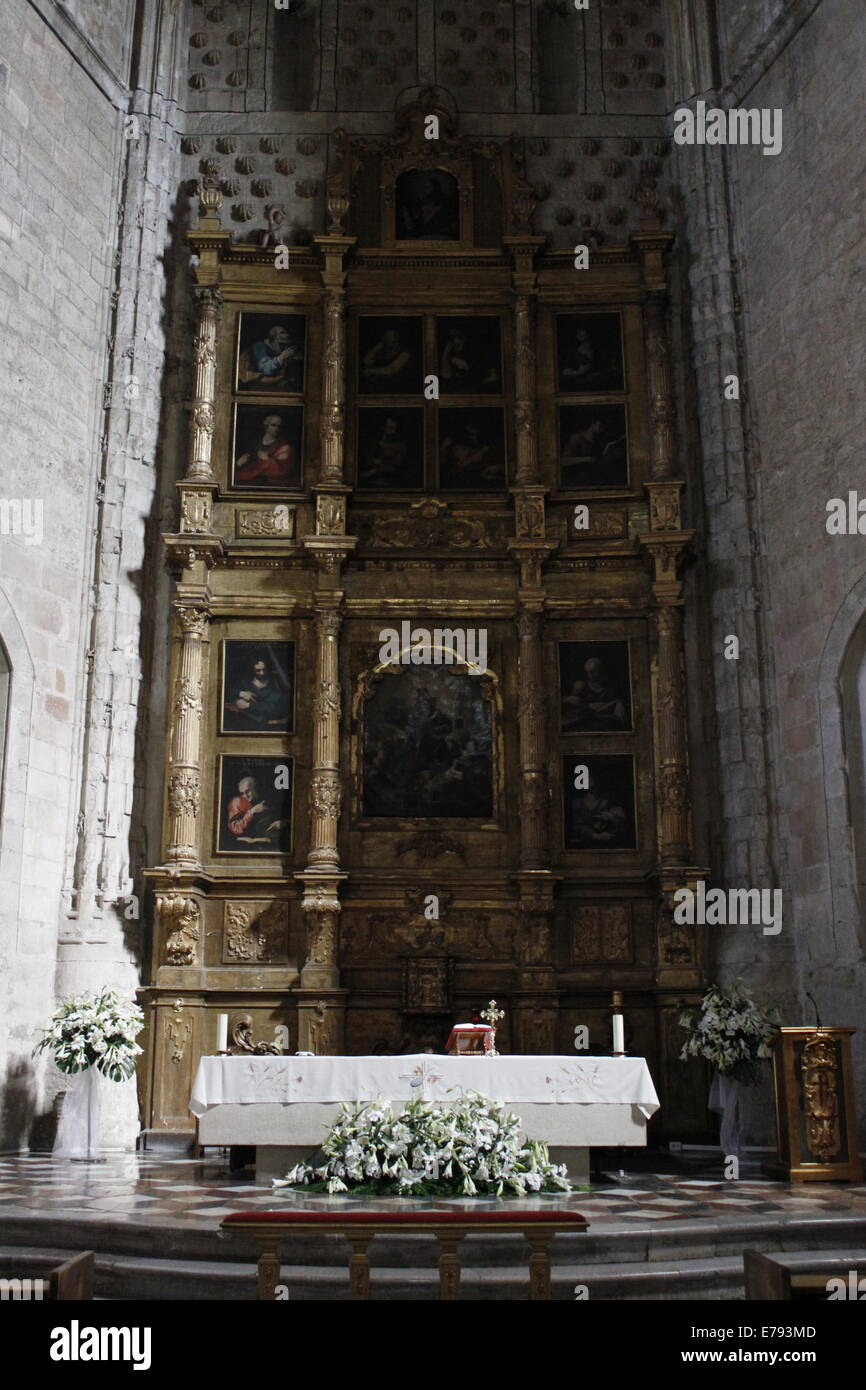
[221,1209,589,1300]
[744,1250,866,1301]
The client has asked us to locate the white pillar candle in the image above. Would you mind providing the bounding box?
[216,1013,228,1054]
[612,1014,625,1054]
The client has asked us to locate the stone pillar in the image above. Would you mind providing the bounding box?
[165,606,208,867]
[186,286,221,482]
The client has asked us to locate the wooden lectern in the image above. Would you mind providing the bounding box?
[765,1027,862,1183]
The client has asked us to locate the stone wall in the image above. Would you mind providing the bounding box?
[672,0,866,1143]
[723,0,866,1132]
[0,0,185,1152]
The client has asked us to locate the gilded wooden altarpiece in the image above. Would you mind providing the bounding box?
[140,92,709,1141]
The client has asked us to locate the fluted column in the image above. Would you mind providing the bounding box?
[186,287,221,482]
[165,606,208,866]
[516,609,548,869]
[654,605,691,863]
[320,288,346,485]
[644,293,677,481]
[513,293,538,486]
[308,606,343,868]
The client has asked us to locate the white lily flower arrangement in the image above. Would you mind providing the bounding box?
[33,989,145,1083]
[275,1090,571,1197]
[679,982,780,1084]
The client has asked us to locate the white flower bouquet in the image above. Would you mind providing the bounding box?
[33,989,145,1082]
[679,982,779,1084]
[276,1090,572,1197]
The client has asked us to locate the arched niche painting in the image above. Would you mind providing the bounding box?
[358,664,497,821]
[395,168,460,241]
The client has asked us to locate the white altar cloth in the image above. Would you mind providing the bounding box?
[190,1054,659,1118]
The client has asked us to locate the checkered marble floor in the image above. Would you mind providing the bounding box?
[1,1153,865,1233]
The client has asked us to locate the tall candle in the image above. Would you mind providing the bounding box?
[216,1013,228,1054]
[612,1014,625,1054]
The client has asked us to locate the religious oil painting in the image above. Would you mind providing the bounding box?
[358,316,424,395]
[220,641,295,735]
[558,403,629,490]
[216,755,293,855]
[236,312,306,393]
[356,407,425,490]
[563,755,637,851]
[438,407,507,490]
[555,312,625,394]
[231,404,304,491]
[559,641,632,733]
[436,316,503,394]
[395,167,460,241]
[363,668,494,819]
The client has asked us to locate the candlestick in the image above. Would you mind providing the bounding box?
[216,1013,228,1054]
[611,990,625,1055]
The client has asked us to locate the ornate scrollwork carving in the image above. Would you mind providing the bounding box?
[173,675,203,723]
[802,1034,842,1163]
[158,895,201,966]
[191,401,215,436]
[179,491,212,534]
[358,509,506,552]
[317,495,345,535]
[228,1012,281,1056]
[395,829,466,861]
[310,773,342,820]
[168,770,200,819]
[313,679,341,724]
[224,901,288,963]
[306,910,338,966]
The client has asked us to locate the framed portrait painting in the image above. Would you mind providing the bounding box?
[436,316,503,394]
[558,403,628,491]
[563,754,637,851]
[556,312,625,394]
[394,168,460,241]
[231,404,304,491]
[358,316,424,396]
[220,641,295,734]
[236,312,306,394]
[559,641,632,733]
[216,755,293,855]
[356,407,425,490]
[362,667,493,820]
[438,407,507,490]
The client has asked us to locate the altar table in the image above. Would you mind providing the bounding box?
[190,1054,660,1183]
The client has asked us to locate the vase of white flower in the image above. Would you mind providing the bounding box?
[276,1091,572,1198]
[679,983,780,1160]
[34,990,144,1160]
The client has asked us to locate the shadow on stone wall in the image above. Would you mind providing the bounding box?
[0,1056,36,1151]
